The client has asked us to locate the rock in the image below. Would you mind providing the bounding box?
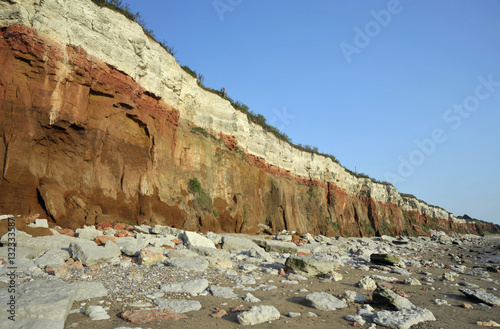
[243,293,261,303]
[253,239,299,254]
[70,240,121,266]
[222,236,273,262]
[0,279,77,329]
[229,274,257,285]
[342,290,368,304]
[357,276,377,290]
[210,285,239,299]
[442,272,457,281]
[477,320,500,327]
[303,292,348,311]
[164,257,209,271]
[404,277,421,286]
[373,307,436,329]
[461,302,474,309]
[372,288,415,310]
[181,231,216,249]
[458,288,500,306]
[434,299,449,306]
[344,314,366,326]
[287,311,301,318]
[237,305,280,325]
[45,265,69,278]
[285,254,339,277]
[138,248,165,265]
[0,229,32,244]
[154,299,202,313]
[190,246,230,259]
[370,253,401,266]
[74,282,108,301]
[211,307,228,318]
[85,305,110,320]
[75,226,102,240]
[34,248,70,268]
[166,249,199,258]
[121,309,186,323]
[161,279,209,294]
[206,231,222,245]
[29,218,49,228]
[94,235,116,245]
[134,225,152,234]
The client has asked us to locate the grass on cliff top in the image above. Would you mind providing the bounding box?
[93,1,418,190]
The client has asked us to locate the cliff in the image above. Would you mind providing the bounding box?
[0,0,498,236]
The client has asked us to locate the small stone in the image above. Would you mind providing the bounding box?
[287,312,301,318]
[211,307,227,318]
[404,277,422,286]
[462,302,474,309]
[434,299,449,306]
[161,279,209,295]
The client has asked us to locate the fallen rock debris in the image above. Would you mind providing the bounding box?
[0,221,498,328]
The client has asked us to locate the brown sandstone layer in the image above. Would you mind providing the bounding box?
[0,25,497,236]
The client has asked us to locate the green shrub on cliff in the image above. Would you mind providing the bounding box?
[188,178,213,212]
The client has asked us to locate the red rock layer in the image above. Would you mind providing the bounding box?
[0,25,497,236]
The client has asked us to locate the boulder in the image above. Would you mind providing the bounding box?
[370,253,401,266]
[373,288,415,310]
[160,279,209,295]
[0,279,77,329]
[74,281,108,301]
[459,288,500,306]
[34,248,70,268]
[253,239,299,254]
[181,231,216,249]
[373,307,436,329]
[237,305,281,325]
[75,226,102,240]
[221,236,273,262]
[285,255,339,277]
[303,292,348,311]
[70,240,121,266]
[209,285,239,299]
[164,257,209,271]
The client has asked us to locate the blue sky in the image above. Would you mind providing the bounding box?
[124,0,500,225]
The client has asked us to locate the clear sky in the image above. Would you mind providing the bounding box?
[123,0,500,226]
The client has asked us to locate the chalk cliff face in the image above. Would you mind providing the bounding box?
[0,0,497,236]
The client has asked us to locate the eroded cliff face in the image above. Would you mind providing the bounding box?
[0,1,497,236]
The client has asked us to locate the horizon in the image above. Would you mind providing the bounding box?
[123,0,500,226]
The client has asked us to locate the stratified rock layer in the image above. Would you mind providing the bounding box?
[0,1,498,237]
